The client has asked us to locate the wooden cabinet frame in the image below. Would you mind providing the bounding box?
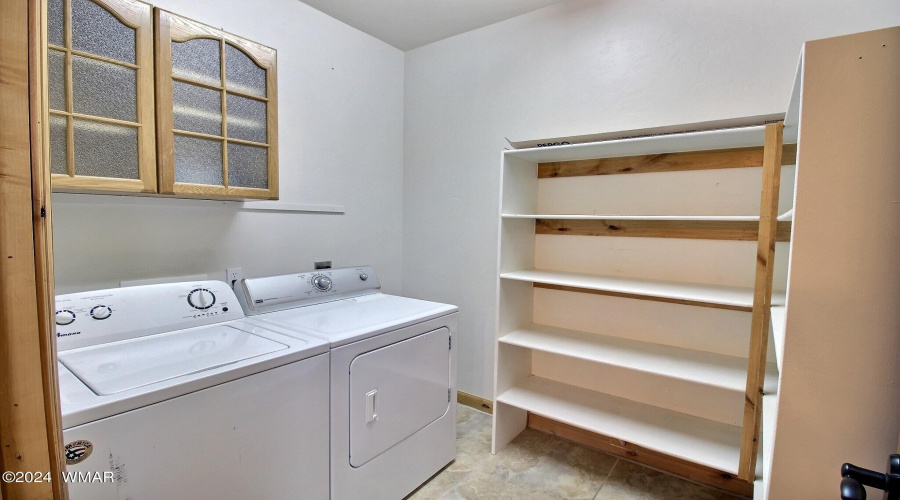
[48,0,157,194]
[154,9,279,200]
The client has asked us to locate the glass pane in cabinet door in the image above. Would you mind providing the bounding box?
[72,55,136,122]
[174,134,223,186]
[226,94,266,144]
[73,118,138,179]
[48,49,66,112]
[49,115,68,175]
[171,38,221,87]
[71,0,136,64]
[48,0,65,47]
[227,143,267,189]
[172,81,222,136]
[225,44,266,98]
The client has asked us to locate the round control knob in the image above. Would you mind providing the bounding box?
[90,305,112,320]
[359,273,368,281]
[313,275,332,291]
[56,310,76,326]
[188,288,216,310]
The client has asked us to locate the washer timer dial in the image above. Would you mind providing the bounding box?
[312,275,333,292]
[90,305,112,320]
[188,288,216,310]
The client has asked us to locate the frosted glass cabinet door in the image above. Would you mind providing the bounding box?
[155,9,278,200]
[47,0,156,194]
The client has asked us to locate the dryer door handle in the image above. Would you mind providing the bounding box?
[366,389,378,423]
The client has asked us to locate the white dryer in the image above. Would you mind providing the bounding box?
[237,266,458,500]
[56,280,330,499]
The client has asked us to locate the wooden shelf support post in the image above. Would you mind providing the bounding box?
[738,122,784,480]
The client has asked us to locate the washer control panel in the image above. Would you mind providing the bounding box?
[55,280,243,351]
[239,266,381,315]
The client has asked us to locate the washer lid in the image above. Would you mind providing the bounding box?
[58,323,287,396]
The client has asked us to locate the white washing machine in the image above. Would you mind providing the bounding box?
[56,280,330,499]
[237,266,458,500]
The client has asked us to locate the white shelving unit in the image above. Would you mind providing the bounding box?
[493,119,795,495]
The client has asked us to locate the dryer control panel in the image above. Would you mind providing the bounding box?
[55,281,244,351]
[239,266,381,315]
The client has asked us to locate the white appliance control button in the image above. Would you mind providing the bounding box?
[359,273,368,281]
[90,305,112,320]
[55,310,76,325]
[188,288,216,310]
[313,275,332,291]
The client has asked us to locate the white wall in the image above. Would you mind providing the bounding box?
[402,0,900,398]
[53,0,405,294]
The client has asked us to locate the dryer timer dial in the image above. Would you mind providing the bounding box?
[313,275,332,292]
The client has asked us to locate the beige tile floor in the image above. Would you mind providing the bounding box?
[407,404,746,500]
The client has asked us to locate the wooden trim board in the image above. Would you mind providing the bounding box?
[535,218,792,241]
[528,414,753,497]
[537,144,797,178]
[457,391,493,414]
[0,0,65,497]
[738,122,784,481]
[29,0,66,496]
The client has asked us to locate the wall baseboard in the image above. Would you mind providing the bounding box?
[457,391,493,414]
[527,414,753,498]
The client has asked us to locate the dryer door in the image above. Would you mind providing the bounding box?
[349,327,451,467]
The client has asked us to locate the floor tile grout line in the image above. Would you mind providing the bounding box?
[592,457,619,500]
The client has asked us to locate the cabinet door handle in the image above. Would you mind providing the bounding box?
[366,389,378,423]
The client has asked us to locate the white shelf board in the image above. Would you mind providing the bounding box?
[770,306,787,373]
[240,201,344,213]
[504,125,766,163]
[783,54,803,145]
[498,376,742,473]
[52,193,345,214]
[500,324,751,393]
[755,393,779,499]
[777,209,793,221]
[754,478,764,500]
[500,269,787,309]
[502,213,761,221]
[762,394,777,475]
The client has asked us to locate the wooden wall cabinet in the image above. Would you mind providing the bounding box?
[45,0,279,199]
[47,0,157,194]
[154,10,279,200]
